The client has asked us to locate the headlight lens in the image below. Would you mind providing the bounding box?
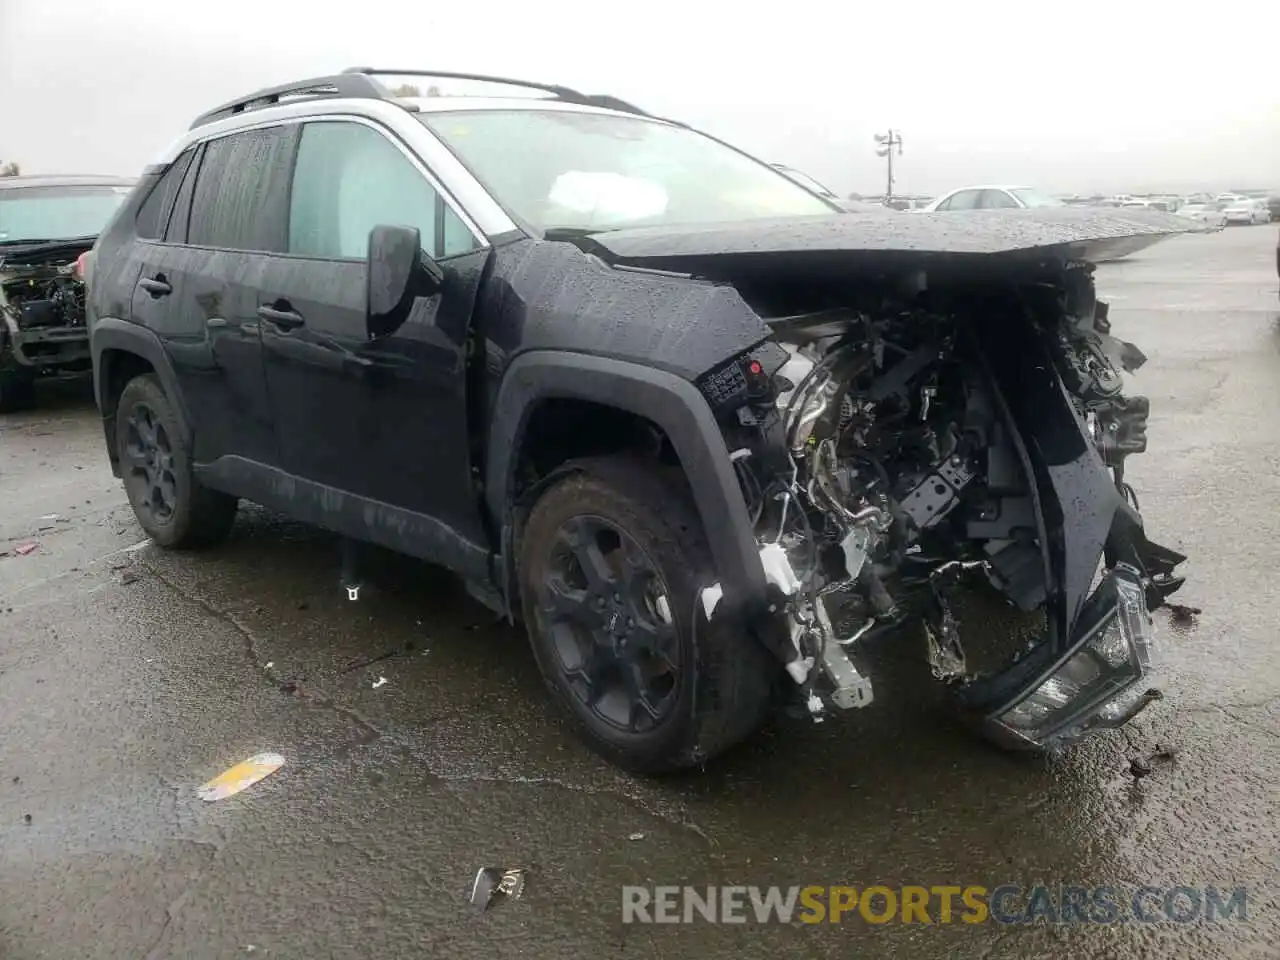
[996,571,1157,740]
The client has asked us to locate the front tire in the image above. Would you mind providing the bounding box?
[518,457,773,774]
[116,374,238,548]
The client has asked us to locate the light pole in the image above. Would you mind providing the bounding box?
[874,130,903,204]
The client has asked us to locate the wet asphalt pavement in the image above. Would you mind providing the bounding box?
[2,225,1278,959]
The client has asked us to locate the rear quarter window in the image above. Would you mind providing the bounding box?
[135,149,196,240]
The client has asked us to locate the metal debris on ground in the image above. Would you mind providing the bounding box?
[470,867,526,910]
[371,676,388,689]
[198,752,286,801]
[1129,744,1178,779]
[14,543,39,556]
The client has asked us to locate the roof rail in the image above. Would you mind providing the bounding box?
[188,68,654,131]
[341,67,652,117]
[189,73,396,130]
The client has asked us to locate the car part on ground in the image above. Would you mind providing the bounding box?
[0,176,135,411]
[87,68,1195,772]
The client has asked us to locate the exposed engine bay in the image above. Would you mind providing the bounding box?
[2,263,86,330]
[0,241,93,377]
[697,261,1184,744]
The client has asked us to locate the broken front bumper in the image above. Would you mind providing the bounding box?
[982,568,1161,750]
[1,315,90,370]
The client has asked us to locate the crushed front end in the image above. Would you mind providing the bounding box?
[0,241,94,381]
[695,259,1187,750]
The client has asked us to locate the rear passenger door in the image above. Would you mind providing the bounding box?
[257,118,491,574]
[136,126,294,468]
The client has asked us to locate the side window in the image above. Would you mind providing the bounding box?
[164,144,203,243]
[188,126,294,251]
[288,121,477,261]
[940,190,981,211]
[980,189,1019,209]
[135,148,196,240]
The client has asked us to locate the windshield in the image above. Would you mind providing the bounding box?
[0,183,130,243]
[422,109,834,232]
[1009,188,1065,208]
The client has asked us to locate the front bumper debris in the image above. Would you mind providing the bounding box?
[983,567,1162,750]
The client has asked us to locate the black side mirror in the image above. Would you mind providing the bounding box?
[366,224,444,340]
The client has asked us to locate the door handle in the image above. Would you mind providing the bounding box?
[139,276,171,297]
[257,305,305,330]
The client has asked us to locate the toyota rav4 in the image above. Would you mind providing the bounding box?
[87,69,1194,773]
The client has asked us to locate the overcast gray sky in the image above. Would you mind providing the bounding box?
[2,0,1277,196]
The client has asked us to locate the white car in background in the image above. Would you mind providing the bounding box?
[1222,198,1270,225]
[1176,202,1228,230]
[768,164,889,213]
[923,185,1064,211]
[923,184,1181,260]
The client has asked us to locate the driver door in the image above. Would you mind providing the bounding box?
[256,118,491,569]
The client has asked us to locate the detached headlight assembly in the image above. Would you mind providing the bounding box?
[995,572,1159,744]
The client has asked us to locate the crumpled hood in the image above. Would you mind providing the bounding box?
[0,237,95,273]
[574,207,1201,272]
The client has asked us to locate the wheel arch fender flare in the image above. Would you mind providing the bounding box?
[91,317,192,448]
[487,350,768,610]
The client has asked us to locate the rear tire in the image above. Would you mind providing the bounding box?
[518,456,773,774]
[115,374,238,548]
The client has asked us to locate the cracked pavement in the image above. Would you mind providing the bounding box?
[2,226,1278,958]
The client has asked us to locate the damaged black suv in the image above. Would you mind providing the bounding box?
[87,69,1194,773]
[1,174,134,411]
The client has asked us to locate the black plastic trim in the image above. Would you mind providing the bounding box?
[195,456,491,583]
[487,350,767,610]
[90,316,194,454]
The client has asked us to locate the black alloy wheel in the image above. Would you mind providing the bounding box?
[122,401,178,525]
[536,515,680,733]
[114,374,238,548]
[519,457,774,773]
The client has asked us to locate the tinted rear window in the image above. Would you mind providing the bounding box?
[187,127,294,251]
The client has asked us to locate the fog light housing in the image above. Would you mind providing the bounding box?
[993,570,1158,744]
